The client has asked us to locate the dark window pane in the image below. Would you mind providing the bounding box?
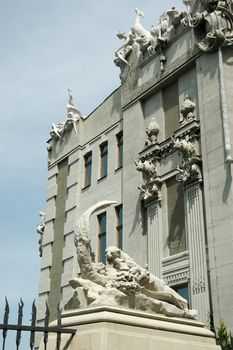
[116,205,123,250]
[119,206,123,224]
[166,177,186,256]
[100,234,106,264]
[118,227,123,250]
[99,213,106,232]
[162,81,179,138]
[173,284,190,307]
[117,132,123,168]
[84,152,92,186]
[98,212,107,264]
[100,142,108,178]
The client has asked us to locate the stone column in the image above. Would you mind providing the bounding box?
[147,201,162,278]
[184,183,210,323]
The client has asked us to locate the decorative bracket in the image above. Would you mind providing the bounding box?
[50,89,83,143]
[171,135,202,183]
[135,158,162,201]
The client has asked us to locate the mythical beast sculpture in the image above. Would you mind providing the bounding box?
[66,201,197,319]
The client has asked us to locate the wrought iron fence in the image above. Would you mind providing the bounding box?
[0,298,76,350]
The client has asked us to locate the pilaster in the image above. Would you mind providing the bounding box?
[185,183,210,323]
[147,201,162,278]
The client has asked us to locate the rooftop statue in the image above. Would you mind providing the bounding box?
[114,31,134,68]
[68,87,74,106]
[115,7,186,77]
[66,201,198,319]
[65,88,83,134]
[51,121,65,140]
[50,89,83,142]
[132,8,154,53]
[36,211,45,257]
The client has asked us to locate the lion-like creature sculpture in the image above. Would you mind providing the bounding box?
[65,201,197,320]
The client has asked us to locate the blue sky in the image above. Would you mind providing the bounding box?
[0,0,184,336]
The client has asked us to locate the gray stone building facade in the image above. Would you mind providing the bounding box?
[37,1,233,331]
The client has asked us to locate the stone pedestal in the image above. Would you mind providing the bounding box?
[40,306,220,350]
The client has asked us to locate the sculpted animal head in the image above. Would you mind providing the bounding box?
[105,246,121,264]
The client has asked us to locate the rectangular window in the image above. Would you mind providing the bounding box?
[98,212,107,264]
[100,141,108,178]
[116,131,123,169]
[162,81,179,139]
[84,151,92,187]
[116,205,123,249]
[172,283,190,308]
[166,177,186,256]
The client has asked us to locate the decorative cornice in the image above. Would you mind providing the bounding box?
[136,120,201,192]
[162,251,190,287]
[164,271,190,286]
[139,120,200,160]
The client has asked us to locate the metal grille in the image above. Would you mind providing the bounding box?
[0,298,76,350]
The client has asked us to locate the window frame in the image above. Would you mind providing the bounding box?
[116,204,123,250]
[98,212,107,264]
[172,283,190,308]
[99,141,108,179]
[116,131,123,169]
[84,151,92,187]
[166,176,186,256]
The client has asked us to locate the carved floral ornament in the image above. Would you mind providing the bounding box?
[192,277,206,295]
[145,117,160,147]
[135,113,202,198]
[179,94,196,125]
[183,0,233,52]
[134,117,162,201]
